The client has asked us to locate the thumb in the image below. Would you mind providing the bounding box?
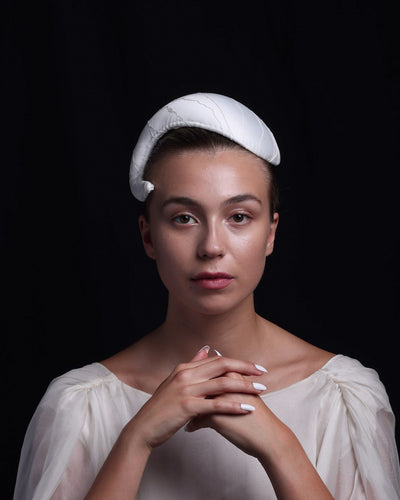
[189,345,210,362]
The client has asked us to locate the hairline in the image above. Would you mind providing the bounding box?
[142,129,278,221]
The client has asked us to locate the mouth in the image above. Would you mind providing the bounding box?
[191,272,234,290]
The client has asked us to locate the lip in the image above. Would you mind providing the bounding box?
[191,272,234,290]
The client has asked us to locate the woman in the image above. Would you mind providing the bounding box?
[14,93,400,499]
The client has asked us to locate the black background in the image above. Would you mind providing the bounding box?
[2,1,399,496]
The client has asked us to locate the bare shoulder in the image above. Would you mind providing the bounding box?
[259,319,336,393]
[100,330,167,394]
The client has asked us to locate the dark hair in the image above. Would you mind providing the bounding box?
[143,127,279,221]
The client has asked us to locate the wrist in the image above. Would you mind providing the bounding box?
[120,419,153,460]
[257,423,333,499]
[257,420,299,467]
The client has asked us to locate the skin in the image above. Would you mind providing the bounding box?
[85,148,334,499]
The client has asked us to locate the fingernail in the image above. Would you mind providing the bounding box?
[198,345,210,353]
[252,382,267,391]
[254,364,268,373]
[214,349,222,357]
[241,403,255,411]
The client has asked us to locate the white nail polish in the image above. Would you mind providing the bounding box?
[198,345,210,353]
[252,382,267,391]
[241,403,255,411]
[214,349,222,357]
[254,363,268,373]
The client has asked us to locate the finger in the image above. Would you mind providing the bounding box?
[225,371,243,380]
[189,345,210,363]
[183,396,255,423]
[214,352,253,383]
[154,346,211,393]
[184,402,255,433]
[190,376,266,397]
[213,349,268,375]
[175,356,268,383]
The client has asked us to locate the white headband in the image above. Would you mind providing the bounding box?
[129,92,281,201]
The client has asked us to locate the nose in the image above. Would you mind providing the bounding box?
[197,220,225,259]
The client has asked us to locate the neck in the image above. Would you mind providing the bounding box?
[152,294,268,366]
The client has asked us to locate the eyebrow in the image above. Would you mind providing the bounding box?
[222,194,262,207]
[161,194,262,210]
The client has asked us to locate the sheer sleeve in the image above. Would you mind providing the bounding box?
[50,439,96,500]
[316,356,400,499]
[14,367,106,500]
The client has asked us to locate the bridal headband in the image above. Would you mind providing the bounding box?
[129,92,281,201]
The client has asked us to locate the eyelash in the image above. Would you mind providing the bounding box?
[172,212,252,225]
[230,213,251,224]
[173,214,197,225]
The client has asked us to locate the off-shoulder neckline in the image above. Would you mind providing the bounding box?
[94,354,344,399]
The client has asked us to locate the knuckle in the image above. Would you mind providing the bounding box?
[174,367,191,384]
[218,377,231,391]
[212,399,227,412]
[181,397,194,414]
[175,362,188,373]
[216,356,229,371]
[179,384,192,397]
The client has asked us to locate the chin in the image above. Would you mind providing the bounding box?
[182,293,253,317]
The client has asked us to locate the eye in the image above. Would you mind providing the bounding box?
[173,214,196,225]
[230,213,250,224]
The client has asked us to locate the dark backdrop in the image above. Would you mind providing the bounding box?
[2,1,399,496]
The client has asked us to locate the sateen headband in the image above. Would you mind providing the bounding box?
[129,92,281,201]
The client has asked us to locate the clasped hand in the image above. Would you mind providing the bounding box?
[129,347,272,460]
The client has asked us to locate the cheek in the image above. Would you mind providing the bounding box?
[231,236,267,283]
[151,231,190,279]
[234,228,268,260]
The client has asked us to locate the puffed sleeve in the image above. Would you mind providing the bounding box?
[14,367,101,500]
[316,356,400,500]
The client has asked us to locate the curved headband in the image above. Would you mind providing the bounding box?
[129,92,281,201]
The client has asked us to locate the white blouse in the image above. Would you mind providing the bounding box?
[14,355,400,500]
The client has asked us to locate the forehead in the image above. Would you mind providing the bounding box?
[148,148,269,204]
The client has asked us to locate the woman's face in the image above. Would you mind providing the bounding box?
[139,148,279,316]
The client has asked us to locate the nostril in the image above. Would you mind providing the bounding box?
[197,239,224,259]
[196,222,226,260]
[198,246,224,259]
